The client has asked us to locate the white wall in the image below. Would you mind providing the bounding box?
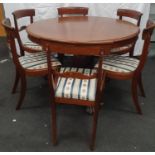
[3,3,150,55]
[150,3,155,42]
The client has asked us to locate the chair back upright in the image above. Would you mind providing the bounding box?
[57,7,88,17]
[117,9,143,26]
[137,20,155,72]
[2,18,21,68]
[12,9,35,55]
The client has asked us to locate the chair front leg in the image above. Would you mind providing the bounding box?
[16,74,27,110]
[138,73,146,97]
[131,77,142,115]
[12,68,20,94]
[90,103,100,151]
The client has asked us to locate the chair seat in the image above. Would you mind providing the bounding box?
[55,67,97,101]
[111,44,132,53]
[95,55,139,73]
[23,41,43,51]
[19,51,61,70]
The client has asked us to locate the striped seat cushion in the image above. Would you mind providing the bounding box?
[19,51,61,70]
[111,44,132,53]
[95,55,139,73]
[23,41,43,51]
[55,67,97,101]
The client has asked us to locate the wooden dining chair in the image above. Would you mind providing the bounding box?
[2,18,61,110]
[111,9,143,56]
[57,6,89,17]
[43,42,108,150]
[117,9,143,26]
[95,19,155,115]
[12,9,42,55]
[57,6,89,65]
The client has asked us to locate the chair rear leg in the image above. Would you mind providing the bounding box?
[90,105,99,151]
[131,77,142,115]
[12,69,20,94]
[51,102,57,145]
[16,75,26,110]
[138,73,146,97]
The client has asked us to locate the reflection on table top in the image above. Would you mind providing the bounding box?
[27,16,139,45]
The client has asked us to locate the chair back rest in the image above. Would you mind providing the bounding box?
[2,18,21,67]
[117,9,143,26]
[137,20,155,71]
[12,9,35,31]
[43,42,110,100]
[12,9,35,52]
[57,7,88,17]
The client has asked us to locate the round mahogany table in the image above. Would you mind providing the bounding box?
[27,16,139,66]
[27,16,139,44]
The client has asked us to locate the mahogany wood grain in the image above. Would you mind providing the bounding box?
[117,9,143,26]
[12,9,35,19]
[57,7,88,17]
[27,16,139,45]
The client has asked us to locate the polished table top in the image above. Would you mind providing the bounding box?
[27,16,139,45]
